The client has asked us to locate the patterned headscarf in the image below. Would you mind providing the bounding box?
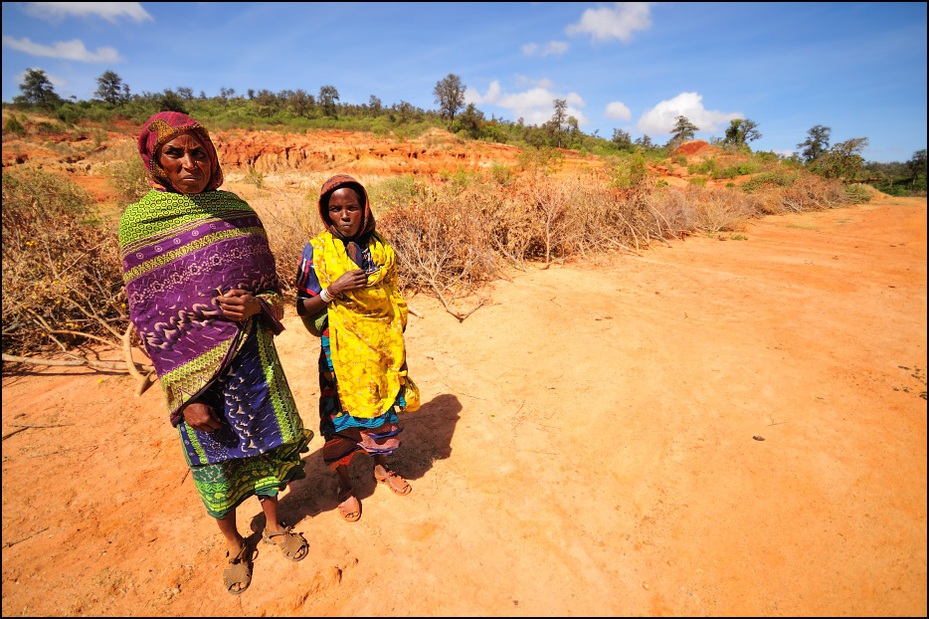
[137,111,223,192]
[318,174,376,265]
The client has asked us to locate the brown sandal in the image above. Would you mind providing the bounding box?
[223,542,253,595]
[262,526,309,562]
[337,487,361,522]
[374,466,412,496]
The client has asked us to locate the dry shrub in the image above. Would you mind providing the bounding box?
[777,174,848,212]
[597,177,689,252]
[246,186,323,299]
[507,171,586,263]
[650,186,755,234]
[103,138,151,204]
[2,168,126,356]
[377,181,502,301]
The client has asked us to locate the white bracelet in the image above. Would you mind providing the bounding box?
[319,288,333,303]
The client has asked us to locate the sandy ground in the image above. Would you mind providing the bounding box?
[2,195,926,617]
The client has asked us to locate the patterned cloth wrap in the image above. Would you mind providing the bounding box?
[119,189,311,462]
[120,112,310,476]
[119,112,310,517]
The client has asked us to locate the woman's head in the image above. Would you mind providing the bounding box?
[318,174,374,240]
[138,111,223,194]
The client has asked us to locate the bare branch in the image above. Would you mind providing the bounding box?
[2,352,149,373]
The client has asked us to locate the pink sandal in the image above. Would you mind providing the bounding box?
[337,487,361,522]
[374,467,411,496]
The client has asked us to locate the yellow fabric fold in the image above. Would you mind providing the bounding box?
[310,231,418,417]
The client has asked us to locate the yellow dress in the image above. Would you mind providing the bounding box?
[309,230,419,418]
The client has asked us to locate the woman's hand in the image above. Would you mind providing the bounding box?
[182,401,223,432]
[328,268,368,297]
[216,288,260,322]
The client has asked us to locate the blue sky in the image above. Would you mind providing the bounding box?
[2,2,926,163]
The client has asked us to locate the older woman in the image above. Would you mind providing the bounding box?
[295,174,420,523]
[119,111,313,595]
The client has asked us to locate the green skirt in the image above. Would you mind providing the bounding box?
[188,429,313,518]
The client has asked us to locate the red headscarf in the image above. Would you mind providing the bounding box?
[137,111,224,192]
[318,173,376,267]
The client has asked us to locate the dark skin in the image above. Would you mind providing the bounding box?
[298,187,370,317]
[159,133,296,569]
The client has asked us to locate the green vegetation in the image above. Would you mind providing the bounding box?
[4,68,923,194]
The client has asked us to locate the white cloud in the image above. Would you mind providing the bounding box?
[514,75,554,90]
[21,2,152,23]
[2,35,122,63]
[636,92,740,136]
[566,2,653,43]
[605,101,632,122]
[466,80,588,127]
[522,40,569,58]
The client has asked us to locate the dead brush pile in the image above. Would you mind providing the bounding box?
[2,153,861,377]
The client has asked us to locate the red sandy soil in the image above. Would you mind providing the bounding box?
[2,186,925,616]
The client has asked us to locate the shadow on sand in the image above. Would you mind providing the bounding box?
[248,393,462,534]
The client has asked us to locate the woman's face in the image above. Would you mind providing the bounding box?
[327,187,364,237]
[158,133,212,194]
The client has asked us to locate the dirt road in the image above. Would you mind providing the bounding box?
[2,195,926,616]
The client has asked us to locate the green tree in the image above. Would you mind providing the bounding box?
[319,85,340,118]
[635,134,654,150]
[797,125,831,163]
[907,149,927,188]
[156,89,188,114]
[722,118,761,146]
[13,68,63,109]
[94,70,130,105]
[809,137,869,180]
[453,102,485,139]
[287,89,315,118]
[669,115,698,145]
[253,89,281,117]
[611,129,633,150]
[433,73,466,121]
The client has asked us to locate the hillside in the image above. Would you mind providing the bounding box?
[1,111,757,209]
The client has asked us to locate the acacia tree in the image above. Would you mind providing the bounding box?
[797,125,831,163]
[433,73,466,121]
[722,118,761,146]
[94,70,130,105]
[669,115,698,145]
[13,68,62,109]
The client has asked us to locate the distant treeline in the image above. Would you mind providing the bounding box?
[3,68,926,195]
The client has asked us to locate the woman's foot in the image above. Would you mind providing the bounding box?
[337,486,361,522]
[223,541,253,595]
[261,524,309,562]
[374,464,412,496]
